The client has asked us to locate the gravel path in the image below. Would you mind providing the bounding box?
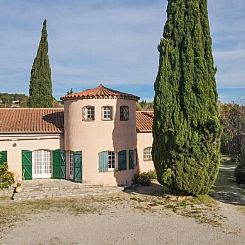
[210,156,245,205]
[1,156,245,245]
[1,202,244,245]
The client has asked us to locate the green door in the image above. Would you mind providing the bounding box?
[22,150,32,180]
[53,149,66,179]
[0,151,7,165]
[74,151,82,183]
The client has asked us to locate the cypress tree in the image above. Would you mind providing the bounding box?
[28,20,53,108]
[152,0,221,195]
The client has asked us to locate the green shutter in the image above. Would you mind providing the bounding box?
[53,149,65,179]
[22,150,32,180]
[60,150,66,179]
[0,151,7,165]
[118,150,127,171]
[74,151,82,182]
[129,150,134,169]
[99,151,108,172]
[135,149,138,166]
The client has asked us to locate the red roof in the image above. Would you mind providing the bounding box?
[61,84,140,101]
[136,111,153,132]
[0,108,64,133]
[0,108,153,134]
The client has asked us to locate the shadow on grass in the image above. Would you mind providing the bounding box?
[123,181,170,197]
[210,156,245,206]
[124,156,245,206]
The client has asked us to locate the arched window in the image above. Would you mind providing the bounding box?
[143,147,152,161]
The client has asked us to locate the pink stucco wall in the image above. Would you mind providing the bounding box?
[0,134,63,180]
[64,98,137,186]
[137,132,155,173]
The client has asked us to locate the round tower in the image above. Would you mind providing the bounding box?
[61,84,139,186]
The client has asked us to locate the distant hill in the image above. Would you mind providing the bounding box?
[0,93,28,108]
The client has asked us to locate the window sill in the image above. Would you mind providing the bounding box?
[102,119,113,121]
[108,168,115,172]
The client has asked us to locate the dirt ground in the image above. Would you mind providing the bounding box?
[0,156,245,245]
[0,188,244,245]
[1,203,245,245]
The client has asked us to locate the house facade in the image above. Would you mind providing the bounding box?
[0,85,155,186]
[136,111,155,173]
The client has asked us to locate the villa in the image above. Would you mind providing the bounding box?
[0,84,154,186]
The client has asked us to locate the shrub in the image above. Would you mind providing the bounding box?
[134,173,151,186]
[235,155,245,184]
[146,170,157,179]
[0,163,14,189]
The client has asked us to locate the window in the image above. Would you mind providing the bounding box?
[99,151,116,172]
[83,106,95,121]
[108,151,115,169]
[143,147,152,161]
[33,150,52,178]
[102,106,113,120]
[120,106,129,121]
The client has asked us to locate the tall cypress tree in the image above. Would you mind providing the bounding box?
[152,0,221,195]
[28,20,53,108]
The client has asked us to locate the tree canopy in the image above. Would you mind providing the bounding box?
[152,0,221,195]
[28,20,53,108]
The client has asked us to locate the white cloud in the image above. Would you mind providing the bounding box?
[0,0,244,99]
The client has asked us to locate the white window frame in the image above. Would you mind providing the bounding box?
[102,106,113,121]
[143,147,152,161]
[33,150,52,179]
[120,106,129,121]
[108,151,116,170]
[83,106,95,121]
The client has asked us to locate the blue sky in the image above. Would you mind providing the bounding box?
[0,0,244,103]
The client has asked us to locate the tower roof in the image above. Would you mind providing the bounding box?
[61,84,140,101]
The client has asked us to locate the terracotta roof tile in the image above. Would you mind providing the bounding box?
[0,108,64,133]
[0,108,153,134]
[136,111,153,132]
[61,84,140,101]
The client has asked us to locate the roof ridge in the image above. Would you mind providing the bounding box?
[61,84,140,101]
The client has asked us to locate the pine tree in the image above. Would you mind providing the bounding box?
[152,0,221,195]
[28,20,53,108]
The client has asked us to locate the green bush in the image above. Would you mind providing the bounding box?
[235,155,245,184]
[134,173,151,186]
[0,163,14,189]
[146,170,157,179]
